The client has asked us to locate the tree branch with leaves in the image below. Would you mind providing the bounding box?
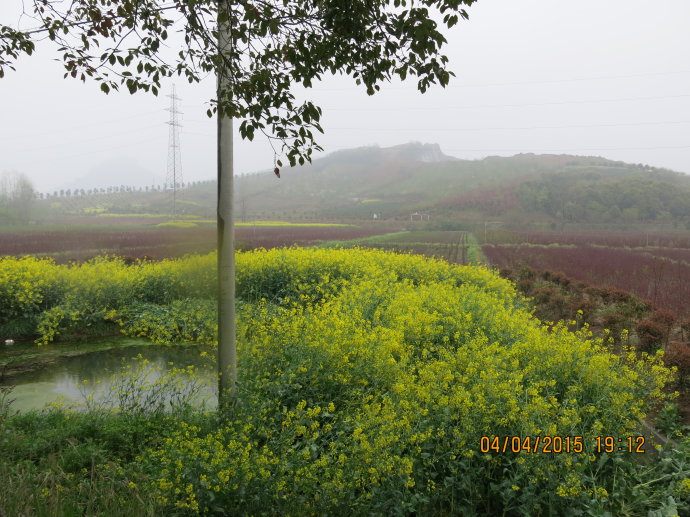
[2,0,474,166]
[1,0,477,409]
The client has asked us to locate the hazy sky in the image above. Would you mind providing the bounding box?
[1,1,689,192]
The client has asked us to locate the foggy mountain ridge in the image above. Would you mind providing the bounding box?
[48,142,452,193]
[316,142,457,165]
[38,143,690,226]
[222,143,690,222]
[56,156,161,192]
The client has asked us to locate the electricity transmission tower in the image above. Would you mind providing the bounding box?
[165,84,183,219]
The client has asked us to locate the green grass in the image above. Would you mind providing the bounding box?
[319,230,410,248]
[464,232,486,265]
[322,230,477,247]
[96,213,200,219]
[0,223,164,233]
[0,399,216,517]
[236,220,356,227]
[321,230,489,267]
[156,221,199,228]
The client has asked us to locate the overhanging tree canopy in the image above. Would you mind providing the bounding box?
[1,0,475,165]
[1,0,477,407]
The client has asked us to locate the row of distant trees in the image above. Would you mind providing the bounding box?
[37,179,215,199]
[0,171,35,224]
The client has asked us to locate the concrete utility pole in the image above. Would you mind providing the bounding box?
[217,5,236,410]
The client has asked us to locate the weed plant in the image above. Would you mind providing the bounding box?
[0,358,216,516]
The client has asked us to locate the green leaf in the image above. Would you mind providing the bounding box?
[269,20,279,36]
[100,82,110,94]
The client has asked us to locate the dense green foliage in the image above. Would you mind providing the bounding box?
[0,382,212,516]
[1,249,688,515]
[518,169,690,226]
[0,254,215,344]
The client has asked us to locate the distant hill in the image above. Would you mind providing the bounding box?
[34,143,690,229]
[57,157,161,192]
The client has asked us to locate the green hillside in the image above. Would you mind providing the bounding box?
[31,143,690,228]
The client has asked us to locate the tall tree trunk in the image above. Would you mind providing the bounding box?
[217,7,236,411]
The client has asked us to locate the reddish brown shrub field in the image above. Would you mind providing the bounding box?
[665,342,690,386]
[0,227,216,260]
[510,231,690,249]
[483,244,690,316]
[643,248,690,264]
[235,226,388,248]
[0,225,391,262]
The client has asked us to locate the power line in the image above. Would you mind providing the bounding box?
[0,110,163,141]
[443,144,690,153]
[315,143,690,155]
[324,120,690,133]
[30,135,162,160]
[2,123,164,157]
[306,69,690,91]
[320,93,690,112]
[448,70,690,88]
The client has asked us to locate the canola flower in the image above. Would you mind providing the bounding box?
[0,248,680,515]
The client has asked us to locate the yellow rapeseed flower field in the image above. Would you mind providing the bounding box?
[0,248,680,515]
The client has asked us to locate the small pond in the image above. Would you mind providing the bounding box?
[1,339,217,412]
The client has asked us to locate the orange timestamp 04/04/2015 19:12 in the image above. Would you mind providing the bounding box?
[479,435,648,454]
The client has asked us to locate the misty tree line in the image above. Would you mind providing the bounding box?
[36,179,215,199]
[0,171,35,224]
[0,172,217,224]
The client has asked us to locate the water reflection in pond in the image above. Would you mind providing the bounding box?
[2,344,217,412]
